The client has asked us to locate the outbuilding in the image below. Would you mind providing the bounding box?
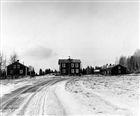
[100,64,127,75]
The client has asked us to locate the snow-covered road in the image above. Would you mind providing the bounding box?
[0,75,139,116]
[0,77,68,116]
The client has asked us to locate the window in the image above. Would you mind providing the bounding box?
[10,70,13,74]
[118,70,121,74]
[71,63,74,68]
[13,65,16,69]
[75,63,79,68]
[62,63,66,68]
[118,66,121,70]
[71,69,74,73]
[62,69,66,74]
[20,70,23,74]
[17,64,20,69]
[76,69,79,73]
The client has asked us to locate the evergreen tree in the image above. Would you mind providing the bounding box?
[39,69,43,76]
[32,68,35,76]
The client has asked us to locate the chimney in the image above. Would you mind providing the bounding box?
[17,60,19,63]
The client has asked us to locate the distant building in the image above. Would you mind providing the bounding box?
[94,69,100,75]
[58,57,81,76]
[7,60,30,78]
[100,64,127,75]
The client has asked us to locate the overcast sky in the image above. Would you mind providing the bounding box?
[1,0,139,72]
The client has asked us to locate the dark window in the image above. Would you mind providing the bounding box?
[13,65,16,69]
[20,70,23,74]
[17,64,20,69]
[71,63,74,68]
[118,66,121,69]
[71,69,74,73]
[62,63,66,68]
[62,69,66,74]
[76,69,79,73]
[118,70,121,73]
[75,63,79,68]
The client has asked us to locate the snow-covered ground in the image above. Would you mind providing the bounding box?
[0,75,139,116]
[0,75,56,98]
[55,75,140,115]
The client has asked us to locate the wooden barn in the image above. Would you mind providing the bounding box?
[58,57,81,76]
[100,64,127,75]
[7,60,30,78]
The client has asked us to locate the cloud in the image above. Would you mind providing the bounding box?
[23,44,58,60]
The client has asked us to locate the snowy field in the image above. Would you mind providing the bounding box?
[61,75,140,115]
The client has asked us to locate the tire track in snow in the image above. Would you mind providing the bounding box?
[0,81,48,116]
[17,80,55,116]
[16,79,67,116]
[0,78,68,116]
[43,86,67,116]
[0,97,25,116]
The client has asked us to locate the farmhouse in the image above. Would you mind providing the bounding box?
[100,64,127,75]
[58,57,81,76]
[7,60,30,78]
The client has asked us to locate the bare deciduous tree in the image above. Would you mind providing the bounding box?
[119,55,127,67]
[134,49,140,57]
[119,49,140,73]
[9,52,18,64]
[133,49,140,71]
[0,53,6,77]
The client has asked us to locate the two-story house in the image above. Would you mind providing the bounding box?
[58,57,81,76]
[7,60,30,78]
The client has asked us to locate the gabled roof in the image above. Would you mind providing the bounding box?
[58,59,81,64]
[101,64,126,70]
[7,61,28,68]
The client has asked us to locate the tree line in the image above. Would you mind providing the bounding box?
[81,49,140,75]
[1,49,140,78]
[118,49,140,73]
[38,68,58,76]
